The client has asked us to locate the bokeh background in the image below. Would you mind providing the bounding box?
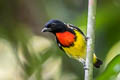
[0,0,120,80]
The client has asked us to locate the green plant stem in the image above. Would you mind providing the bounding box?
[85,0,97,80]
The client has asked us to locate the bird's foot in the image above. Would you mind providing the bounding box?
[78,58,89,70]
[83,65,89,70]
[86,37,90,40]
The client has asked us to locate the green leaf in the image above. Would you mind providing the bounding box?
[96,55,120,80]
[104,41,120,68]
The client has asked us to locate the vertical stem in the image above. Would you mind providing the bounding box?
[85,0,97,80]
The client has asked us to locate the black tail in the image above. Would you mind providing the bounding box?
[94,58,103,68]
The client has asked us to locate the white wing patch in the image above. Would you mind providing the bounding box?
[66,24,77,30]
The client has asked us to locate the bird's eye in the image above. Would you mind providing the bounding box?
[51,23,56,26]
[46,23,56,28]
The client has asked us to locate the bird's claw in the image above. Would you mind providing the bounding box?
[84,66,89,70]
[83,64,89,70]
[86,37,90,40]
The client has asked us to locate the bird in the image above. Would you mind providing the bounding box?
[41,19,102,68]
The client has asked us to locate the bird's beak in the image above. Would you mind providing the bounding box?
[41,28,52,32]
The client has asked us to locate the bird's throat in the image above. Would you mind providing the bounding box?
[56,31,75,46]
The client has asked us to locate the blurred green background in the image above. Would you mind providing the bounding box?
[0,0,120,80]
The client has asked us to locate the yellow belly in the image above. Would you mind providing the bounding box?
[62,30,86,59]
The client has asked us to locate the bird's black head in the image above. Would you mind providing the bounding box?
[41,20,67,33]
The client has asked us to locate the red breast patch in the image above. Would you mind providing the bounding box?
[56,31,75,46]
